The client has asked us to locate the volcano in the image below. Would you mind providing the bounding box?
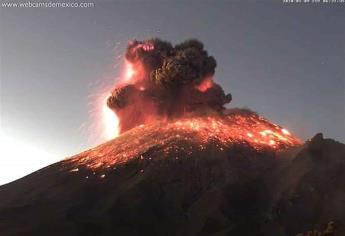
[0,111,344,236]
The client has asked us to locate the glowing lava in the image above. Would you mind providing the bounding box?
[166,114,300,150]
[69,109,302,170]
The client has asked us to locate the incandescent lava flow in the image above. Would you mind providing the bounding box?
[70,108,301,170]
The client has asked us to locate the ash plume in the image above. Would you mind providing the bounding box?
[107,38,232,134]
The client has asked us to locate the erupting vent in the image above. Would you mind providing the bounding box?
[83,38,301,173]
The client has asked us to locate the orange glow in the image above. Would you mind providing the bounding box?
[166,116,300,150]
[84,89,120,145]
[95,60,146,140]
[281,128,291,135]
[88,61,137,143]
[87,58,148,144]
[196,77,213,92]
[69,111,302,170]
[121,60,146,84]
[124,61,136,82]
[102,94,119,139]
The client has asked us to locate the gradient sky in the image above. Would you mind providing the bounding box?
[0,0,344,184]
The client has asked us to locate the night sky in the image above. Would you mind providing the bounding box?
[0,0,344,183]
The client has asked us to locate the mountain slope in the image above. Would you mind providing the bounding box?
[0,114,344,236]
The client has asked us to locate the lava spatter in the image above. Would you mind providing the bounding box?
[68,109,301,171]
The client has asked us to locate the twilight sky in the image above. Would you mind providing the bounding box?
[0,0,344,184]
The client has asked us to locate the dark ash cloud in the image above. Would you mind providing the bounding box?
[107,38,232,133]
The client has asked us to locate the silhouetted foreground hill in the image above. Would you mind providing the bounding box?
[0,123,344,236]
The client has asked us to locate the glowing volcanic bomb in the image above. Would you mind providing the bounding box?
[92,38,301,170]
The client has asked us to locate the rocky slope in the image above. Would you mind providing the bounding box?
[0,116,344,236]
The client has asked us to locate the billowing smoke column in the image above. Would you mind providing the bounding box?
[107,38,232,134]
